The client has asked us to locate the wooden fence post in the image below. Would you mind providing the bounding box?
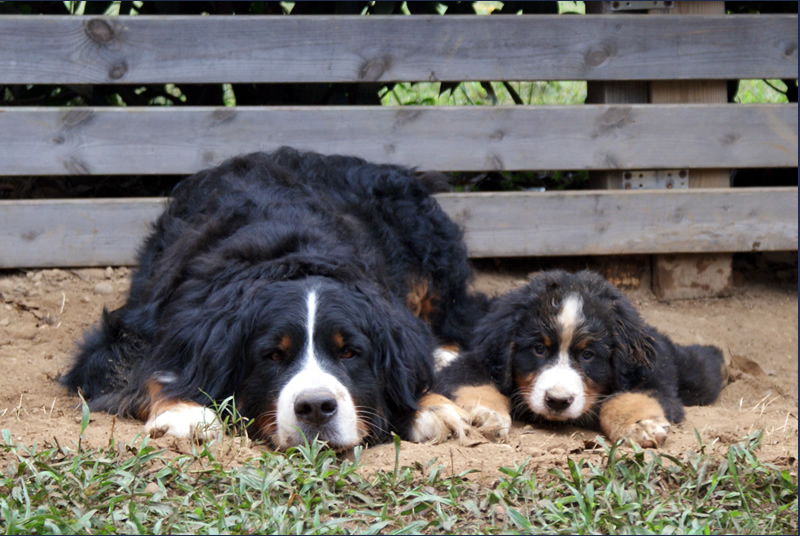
[648,1,733,300]
[585,1,653,290]
[587,1,734,299]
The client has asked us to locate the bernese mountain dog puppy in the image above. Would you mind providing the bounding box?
[62,148,488,449]
[435,270,727,447]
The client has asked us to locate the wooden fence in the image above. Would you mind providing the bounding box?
[1,5,797,296]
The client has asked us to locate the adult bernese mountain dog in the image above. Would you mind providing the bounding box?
[62,148,489,449]
[435,270,727,447]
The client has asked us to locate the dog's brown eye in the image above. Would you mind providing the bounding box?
[533,344,547,357]
[581,350,595,361]
[339,348,356,359]
[269,350,286,362]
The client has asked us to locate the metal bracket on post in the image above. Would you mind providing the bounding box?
[622,170,688,190]
[609,1,673,11]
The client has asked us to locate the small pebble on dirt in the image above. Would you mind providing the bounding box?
[93,282,114,295]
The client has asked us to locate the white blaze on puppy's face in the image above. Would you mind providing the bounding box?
[528,293,587,420]
[274,289,361,449]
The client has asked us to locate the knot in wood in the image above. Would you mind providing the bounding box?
[86,18,115,43]
[358,56,390,81]
[584,42,616,68]
[62,109,94,128]
[108,60,128,80]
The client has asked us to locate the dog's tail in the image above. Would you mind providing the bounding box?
[674,344,727,406]
[60,307,150,416]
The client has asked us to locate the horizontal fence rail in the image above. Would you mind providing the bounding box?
[0,15,796,84]
[1,104,796,174]
[1,188,796,267]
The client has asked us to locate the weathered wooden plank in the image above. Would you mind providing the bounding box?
[1,188,796,267]
[0,104,796,174]
[0,15,796,84]
[0,199,166,268]
[438,188,798,258]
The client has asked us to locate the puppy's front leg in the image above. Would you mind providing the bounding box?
[599,392,671,448]
[452,384,512,440]
[409,393,472,444]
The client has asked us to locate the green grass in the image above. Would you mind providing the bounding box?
[0,425,795,535]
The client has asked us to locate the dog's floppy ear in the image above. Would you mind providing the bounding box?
[471,289,530,395]
[151,288,249,405]
[355,284,435,420]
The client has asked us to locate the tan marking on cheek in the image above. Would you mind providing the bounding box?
[453,384,511,415]
[355,410,370,439]
[599,392,667,441]
[255,403,278,443]
[514,371,539,396]
[580,378,607,415]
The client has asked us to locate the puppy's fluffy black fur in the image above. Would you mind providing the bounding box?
[62,148,487,447]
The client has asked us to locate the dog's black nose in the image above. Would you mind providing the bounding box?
[294,390,338,426]
[545,392,575,412]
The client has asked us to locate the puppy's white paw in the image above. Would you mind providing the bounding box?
[145,402,222,442]
[469,404,512,440]
[408,394,472,444]
[619,418,671,448]
[600,392,671,448]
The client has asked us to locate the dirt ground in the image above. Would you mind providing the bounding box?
[0,257,797,480]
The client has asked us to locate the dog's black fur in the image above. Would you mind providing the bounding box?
[435,270,726,439]
[62,148,487,447]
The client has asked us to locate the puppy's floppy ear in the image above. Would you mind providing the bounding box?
[602,281,656,368]
[471,290,529,395]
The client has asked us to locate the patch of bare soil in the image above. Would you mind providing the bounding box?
[0,262,796,479]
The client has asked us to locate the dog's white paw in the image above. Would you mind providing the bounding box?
[469,404,512,440]
[145,402,222,442]
[408,394,472,444]
[619,418,671,448]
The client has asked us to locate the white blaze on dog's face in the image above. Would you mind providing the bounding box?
[274,289,361,449]
[527,293,588,420]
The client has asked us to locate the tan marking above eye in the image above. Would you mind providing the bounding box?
[277,334,292,354]
[332,331,345,349]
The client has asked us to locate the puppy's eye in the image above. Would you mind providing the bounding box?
[581,350,595,361]
[533,344,547,357]
[339,348,357,360]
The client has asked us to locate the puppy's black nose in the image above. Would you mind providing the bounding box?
[294,390,338,426]
[545,392,575,412]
